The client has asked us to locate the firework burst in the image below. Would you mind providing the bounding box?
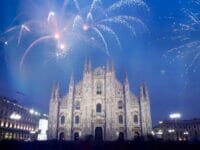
[2,0,149,68]
[165,0,200,75]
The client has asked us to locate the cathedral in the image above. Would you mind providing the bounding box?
[48,60,152,141]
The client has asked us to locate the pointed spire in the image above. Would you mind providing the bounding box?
[55,82,60,98]
[88,59,92,72]
[139,82,144,99]
[125,72,129,84]
[106,60,110,72]
[143,82,149,99]
[51,82,60,101]
[84,57,88,73]
[111,61,115,72]
[69,73,74,86]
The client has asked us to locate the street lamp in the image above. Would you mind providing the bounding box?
[10,112,21,120]
[169,113,181,119]
[169,113,181,140]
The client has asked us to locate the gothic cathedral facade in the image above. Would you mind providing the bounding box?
[48,61,152,141]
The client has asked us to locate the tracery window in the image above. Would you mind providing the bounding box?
[96,103,102,113]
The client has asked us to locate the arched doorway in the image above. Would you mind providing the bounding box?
[95,127,103,141]
[74,132,79,141]
[134,132,140,139]
[59,132,65,140]
[118,132,124,141]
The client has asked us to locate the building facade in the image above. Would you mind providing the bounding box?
[48,61,152,141]
[0,97,40,141]
[153,119,200,141]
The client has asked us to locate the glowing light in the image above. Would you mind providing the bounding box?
[169,113,181,119]
[151,131,155,136]
[157,130,163,135]
[4,41,8,45]
[159,121,163,124]
[168,129,175,133]
[54,33,60,40]
[10,112,21,120]
[29,109,34,114]
[83,24,90,31]
[183,131,189,135]
[59,43,66,50]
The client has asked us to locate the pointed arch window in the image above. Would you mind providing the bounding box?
[75,116,80,124]
[118,100,123,109]
[75,101,80,110]
[96,82,102,95]
[96,103,102,113]
[119,115,123,124]
[134,115,138,124]
[61,116,65,125]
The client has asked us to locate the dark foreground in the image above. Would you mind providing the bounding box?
[1,140,200,150]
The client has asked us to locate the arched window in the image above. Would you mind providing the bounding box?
[118,100,123,109]
[134,115,138,124]
[96,103,102,113]
[61,116,65,125]
[96,82,102,95]
[75,116,80,124]
[119,115,123,124]
[75,101,80,110]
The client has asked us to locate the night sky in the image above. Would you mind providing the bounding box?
[0,0,200,126]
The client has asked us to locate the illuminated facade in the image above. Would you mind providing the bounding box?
[153,119,200,141]
[0,97,40,141]
[48,61,152,141]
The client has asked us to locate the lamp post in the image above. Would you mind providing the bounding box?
[169,113,181,141]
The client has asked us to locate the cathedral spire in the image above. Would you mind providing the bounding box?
[125,72,129,84]
[139,82,144,100]
[69,73,74,86]
[51,82,60,101]
[84,57,92,73]
[143,82,149,100]
[84,57,89,73]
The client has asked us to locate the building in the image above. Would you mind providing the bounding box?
[48,61,152,141]
[37,115,48,141]
[153,119,200,141]
[0,97,40,141]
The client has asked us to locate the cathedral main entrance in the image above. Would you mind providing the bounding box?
[95,127,103,141]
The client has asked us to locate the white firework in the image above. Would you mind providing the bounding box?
[166,0,200,74]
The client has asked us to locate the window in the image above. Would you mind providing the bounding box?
[96,103,102,113]
[75,101,80,110]
[61,116,65,125]
[119,115,123,124]
[75,116,80,124]
[118,101,123,109]
[134,115,138,124]
[96,82,102,95]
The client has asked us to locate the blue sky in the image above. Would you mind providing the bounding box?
[0,0,200,125]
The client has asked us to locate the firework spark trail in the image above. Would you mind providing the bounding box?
[92,27,109,55]
[18,24,31,45]
[100,16,136,36]
[166,0,200,75]
[96,24,122,50]
[107,0,149,13]
[20,35,53,68]
[2,0,148,67]
[89,0,102,13]
[73,0,80,12]
[72,15,83,31]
